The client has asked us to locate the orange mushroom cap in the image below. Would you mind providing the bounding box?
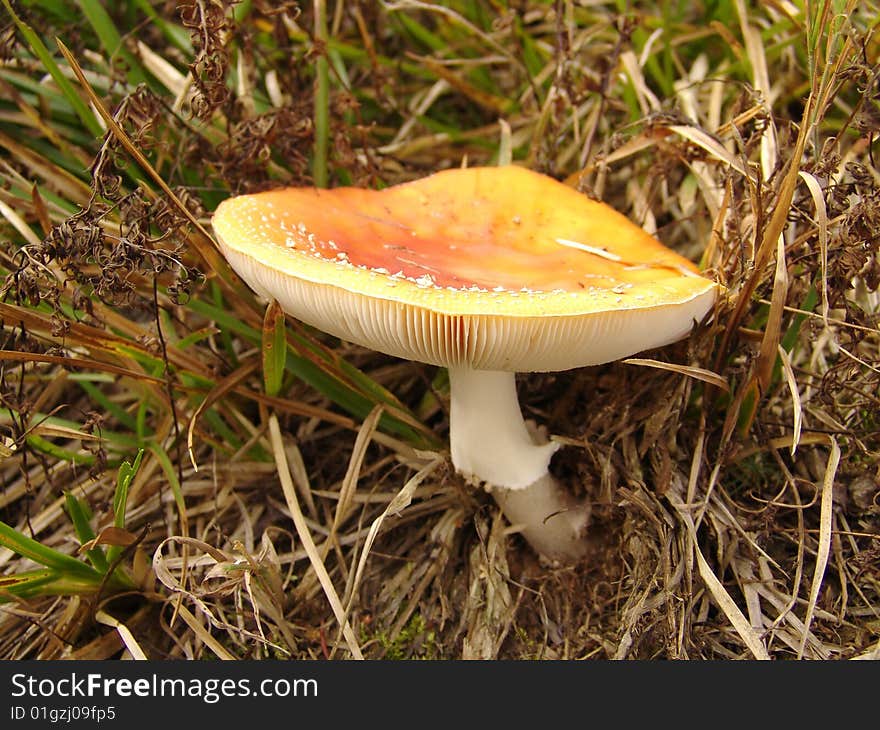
[212,166,718,371]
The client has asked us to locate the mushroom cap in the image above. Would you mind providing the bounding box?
[212,166,719,372]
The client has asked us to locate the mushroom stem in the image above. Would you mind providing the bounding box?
[448,367,588,561]
[489,474,589,561]
[448,368,556,489]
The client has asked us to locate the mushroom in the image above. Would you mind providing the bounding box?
[211,166,719,562]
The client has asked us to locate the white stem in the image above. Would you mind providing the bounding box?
[448,367,588,561]
[448,368,556,489]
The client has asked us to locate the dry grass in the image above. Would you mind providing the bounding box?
[0,0,878,660]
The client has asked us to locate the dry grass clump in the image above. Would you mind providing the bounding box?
[0,0,878,660]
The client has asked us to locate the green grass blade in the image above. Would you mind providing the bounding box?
[113,449,144,530]
[25,434,96,466]
[1,0,104,138]
[130,0,192,53]
[106,448,143,564]
[75,379,138,431]
[392,11,447,52]
[0,568,117,603]
[63,492,110,573]
[0,520,102,580]
[147,443,187,524]
[0,568,58,602]
[262,299,288,398]
[313,0,329,187]
[75,0,147,86]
